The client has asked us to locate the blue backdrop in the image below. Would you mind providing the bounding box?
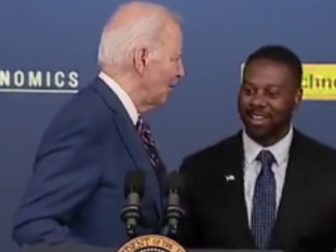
[1,1,336,251]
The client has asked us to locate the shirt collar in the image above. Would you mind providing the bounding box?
[242,125,293,165]
[98,71,139,125]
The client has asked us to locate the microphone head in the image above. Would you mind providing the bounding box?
[165,171,183,195]
[124,170,145,198]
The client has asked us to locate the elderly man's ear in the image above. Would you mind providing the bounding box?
[133,47,150,74]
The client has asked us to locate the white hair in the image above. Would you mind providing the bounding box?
[97,3,180,68]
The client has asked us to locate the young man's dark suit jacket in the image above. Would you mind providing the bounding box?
[12,77,163,248]
[178,130,336,252]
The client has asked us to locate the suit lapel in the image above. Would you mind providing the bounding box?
[214,132,255,247]
[91,78,163,215]
[270,130,309,249]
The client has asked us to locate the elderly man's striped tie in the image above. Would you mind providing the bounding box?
[136,116,165,173]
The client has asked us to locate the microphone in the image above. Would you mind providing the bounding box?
[120,170,145,238]
[162,171,185,238]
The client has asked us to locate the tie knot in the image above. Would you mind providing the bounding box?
[136,115,147,132]
[256,150,275,167]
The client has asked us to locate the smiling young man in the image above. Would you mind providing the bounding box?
[178,45,336,252]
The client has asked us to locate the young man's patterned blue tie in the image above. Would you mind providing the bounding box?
[251,150,276,249]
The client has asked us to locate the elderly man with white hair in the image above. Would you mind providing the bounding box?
[13,1,185,248]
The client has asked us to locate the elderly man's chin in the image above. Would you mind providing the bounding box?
[145,95,167,109]
[159,93,170,105]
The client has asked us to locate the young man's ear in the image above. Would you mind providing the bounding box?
[294,87,303,108]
